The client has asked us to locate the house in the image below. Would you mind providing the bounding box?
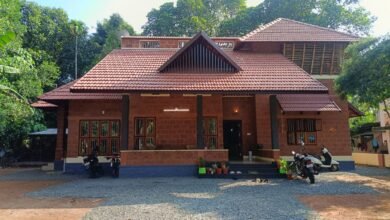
[33,18,361,175]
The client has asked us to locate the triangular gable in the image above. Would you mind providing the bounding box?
[158,32,241,73]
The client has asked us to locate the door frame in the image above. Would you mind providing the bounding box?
[223,120,243,161]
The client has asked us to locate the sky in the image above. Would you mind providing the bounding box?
[30,0,390,36]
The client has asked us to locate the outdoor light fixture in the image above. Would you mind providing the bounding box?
[163,107,190,112]
[101,110,105,115]
[233,107,239,113]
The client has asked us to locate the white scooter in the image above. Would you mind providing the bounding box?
[306,145,339,172]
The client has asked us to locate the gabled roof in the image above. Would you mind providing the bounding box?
[39,80,122,101]
[70,49,328,93]
[276,94,341,112]
[158,32,241,73]
[241,18,359,42]
[31,100,58,108]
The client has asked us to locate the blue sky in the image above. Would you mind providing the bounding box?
[30,0,389,36]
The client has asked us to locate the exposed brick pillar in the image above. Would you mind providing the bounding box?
[121,95,129,150]
[55,102,68,160]
[197,95,204,149]
[269,95,279,149]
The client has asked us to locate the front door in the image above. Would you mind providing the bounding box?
[223,120,243,160]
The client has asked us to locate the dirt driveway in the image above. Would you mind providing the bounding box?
[0,166,389,220]
[0,168,103,220]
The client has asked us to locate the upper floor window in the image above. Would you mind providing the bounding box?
[178,41,188,48]
[216,41,234,49]
[79,120,120,156]
[140,41,160,48]
[287,119,321,145]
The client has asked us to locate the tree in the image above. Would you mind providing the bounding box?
[218,0,375,36]
[336,37,390,118]
[89,13,135,67]
[142,0,246,36]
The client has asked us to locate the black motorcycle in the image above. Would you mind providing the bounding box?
[290,150,315,184]
[83,152,104,178]
[108,154,121,178]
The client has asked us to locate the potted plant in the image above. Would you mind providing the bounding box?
[198,157,206,175]
[221,162,229,175]
[216,162,222,175]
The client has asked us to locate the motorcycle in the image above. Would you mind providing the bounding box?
[107,154,121,178]
[83,151,104,178]
[306,145,340,172]
[290,150,316,184]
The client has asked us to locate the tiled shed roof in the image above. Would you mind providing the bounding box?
[276,94,341,112]
[70,49,328,93]
[242,18,359,42]
[39,81,122,101]
[30,100,58,108]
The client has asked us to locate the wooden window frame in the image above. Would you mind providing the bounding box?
[287,119,321,145]
[203,117,218,149]
[134,117,156,150]
[78,120,120,156]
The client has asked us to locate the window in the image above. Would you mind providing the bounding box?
[216,41,234,49]
[140,41,160,48]
[79,120,120,156]
[203,117,218,149]
[178,41,188,48]
[135,118,156,150]
[287,119,321,145]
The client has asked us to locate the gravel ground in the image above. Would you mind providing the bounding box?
[0,166,387,220]
[26,169,379,220]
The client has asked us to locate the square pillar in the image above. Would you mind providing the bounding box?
[55,102,68,160]
[197,95,204,149]
[269,95,279,149]
[121,95,129,150]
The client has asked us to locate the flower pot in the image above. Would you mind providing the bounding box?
[198,167,206,175]
[222,168,229,175]
[287,173,293,180]
[216,168,222,175]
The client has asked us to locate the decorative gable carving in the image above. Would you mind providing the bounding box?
[159,32,241,73]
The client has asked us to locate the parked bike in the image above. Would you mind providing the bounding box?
[306,145,340,172]
[83,151,104,178]
[108,154,121,178]
[290,150,315,184]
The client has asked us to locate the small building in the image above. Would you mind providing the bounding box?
[33,18,360,174]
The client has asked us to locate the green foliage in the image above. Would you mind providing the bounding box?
[218,0,375,36]
[89,13,135,68]
[142,0,246,36]
[336,37,390,120]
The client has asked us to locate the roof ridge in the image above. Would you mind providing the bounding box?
[278,17,359,38]
[241,18,283,40]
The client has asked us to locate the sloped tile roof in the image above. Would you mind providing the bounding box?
[276,94,341,112]
[70,49,328,93]
[39,81,122,101]
[242,18,359,42]
[30,100,58,108]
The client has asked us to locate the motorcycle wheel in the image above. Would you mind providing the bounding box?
[308,172,315,184]
[330,164,339,172]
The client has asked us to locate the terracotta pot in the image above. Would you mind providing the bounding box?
[287,173,293,180]
[222,168,229,175]
[216,168,222,175]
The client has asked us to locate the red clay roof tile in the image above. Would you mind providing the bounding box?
[30,100,58,108]
[242,18,359,42]
[39,81,122,101]
[277,94,341,112]
[70,48,328,93]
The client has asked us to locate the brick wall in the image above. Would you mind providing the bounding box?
[255,95,272,149]
[66,100,122,157]
[222,97,257,155]
[277,80,352,156]
[121,37,239,49]
[121,149,228,166]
